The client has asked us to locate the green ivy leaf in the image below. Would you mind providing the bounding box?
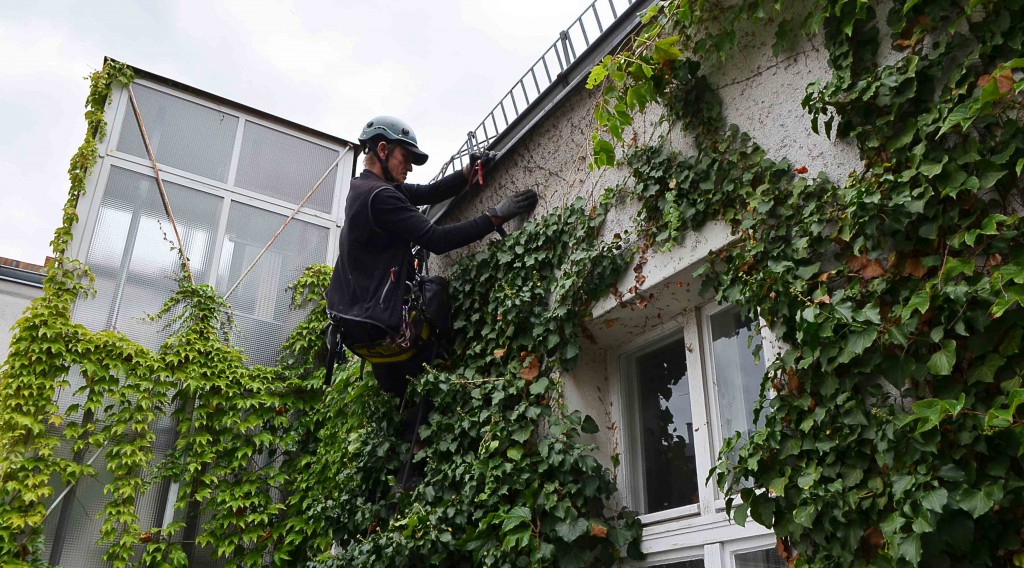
[652,36,683,63]
[554,517,589,543]
[897,533,923,564]
[927,339,957,375]
[732,502,749,527]
[992,285,1024,317]
[839,328,877,362]
[938,103,973,137]
[794,504,817,528]
[957,488,994,518]
[507,445,524,461]
[586,58,611,89]
[592,134,617,168]
[892,474,915,497]
[919,156,948,177]
[921,487,948,512]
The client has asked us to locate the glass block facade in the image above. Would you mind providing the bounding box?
[44,75,354,567]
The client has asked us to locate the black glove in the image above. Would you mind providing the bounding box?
[469,150,499,172]
[488,189,539,223]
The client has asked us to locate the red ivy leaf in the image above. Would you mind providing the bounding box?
[520,352,540,382]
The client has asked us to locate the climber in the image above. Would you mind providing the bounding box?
[323,116,537,487]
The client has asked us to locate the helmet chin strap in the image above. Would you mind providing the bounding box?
[372,142,396,183]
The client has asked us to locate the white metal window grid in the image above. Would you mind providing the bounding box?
[70,78,354,279]
[612,302,778,567]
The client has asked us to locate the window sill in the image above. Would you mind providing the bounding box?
[640,504,701,525]
[639,509,774,557]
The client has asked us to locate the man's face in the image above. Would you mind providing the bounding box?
[385,143,413,184]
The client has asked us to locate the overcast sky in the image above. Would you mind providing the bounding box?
[0,0,596,265]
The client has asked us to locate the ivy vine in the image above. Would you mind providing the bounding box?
[1,59,136,565]
[0,60,645,567]
[11,2,1022,564]
[315,199,642,567]
[589,0,1024,566]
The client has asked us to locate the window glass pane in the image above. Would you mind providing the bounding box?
[709,304,767,445]
[234,121,339,213]
[216,202,328,366]
[635,337,699,513]
[654,560,704,568]
[735,548,787,568]
[42,452,113,567]
[117,84,238,183]
[74,166,222,350]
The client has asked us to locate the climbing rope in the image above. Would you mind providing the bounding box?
[127,85,194,285]
[222,153,342,301]
[130,83,342,301]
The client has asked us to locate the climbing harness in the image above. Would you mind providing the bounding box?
[322,247,451,382]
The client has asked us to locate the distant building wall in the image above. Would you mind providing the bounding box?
[0,261,45,363]
[41,64,357,568]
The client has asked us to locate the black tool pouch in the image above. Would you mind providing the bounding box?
[418,275,452,353]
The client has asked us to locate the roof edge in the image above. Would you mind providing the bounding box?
[427,0,656,223]
[105,57,358,149]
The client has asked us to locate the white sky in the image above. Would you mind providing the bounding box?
[0,0,595,264]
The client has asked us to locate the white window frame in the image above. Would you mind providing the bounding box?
[614,302,777,567]
[699,302,772,508]
[618,310,715,523]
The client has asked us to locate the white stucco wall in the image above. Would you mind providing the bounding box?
[422,12,904,562]
[425,8,916,564]
[0,278,43,364]
[436,19,862,467]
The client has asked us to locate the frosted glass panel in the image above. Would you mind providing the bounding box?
[217,201,328,366]
[118,84,238,183]
[234,121,339,213]
[74,166,221,350]
[45,166,221,565]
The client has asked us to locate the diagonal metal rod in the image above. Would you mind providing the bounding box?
[127,85,195,285]
[223,154,342,301]
[44,440,110,519]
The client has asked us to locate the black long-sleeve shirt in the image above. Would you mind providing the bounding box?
[326,169,495,333]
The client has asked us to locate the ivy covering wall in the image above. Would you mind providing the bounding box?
[0,62,642,567]
[4,0,1023,564]
[588,0,1024,565]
